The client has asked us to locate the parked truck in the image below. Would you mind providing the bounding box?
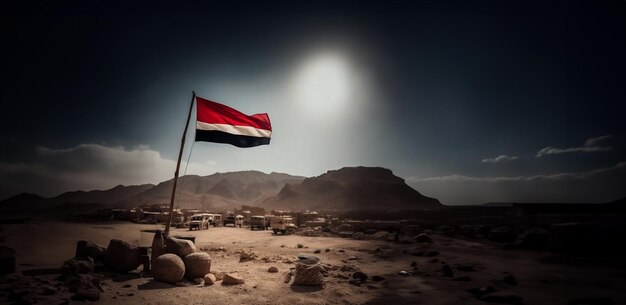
[271,216,297,235]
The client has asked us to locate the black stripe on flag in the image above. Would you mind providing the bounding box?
[195,129,270,148]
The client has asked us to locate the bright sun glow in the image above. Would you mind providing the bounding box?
[294,53,352,115]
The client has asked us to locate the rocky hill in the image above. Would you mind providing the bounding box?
[260,167,442,212]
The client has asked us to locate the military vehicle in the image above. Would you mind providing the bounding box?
[271,216,297,235]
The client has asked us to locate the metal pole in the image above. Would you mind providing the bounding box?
[164,91,196,235]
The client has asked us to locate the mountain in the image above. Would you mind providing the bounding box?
[116,171,305,210]
[0,193,50,213]
[50,183,154,205]
[260,167,442,212]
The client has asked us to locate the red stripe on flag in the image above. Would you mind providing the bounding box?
[196,97,272,131]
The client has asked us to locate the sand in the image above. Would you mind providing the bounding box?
[2,221,625,305]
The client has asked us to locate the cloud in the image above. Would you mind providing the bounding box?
[536,135,612,157]
[481,155,519,163]
[409,161,626,183]
[407,162,626,205]
[0,144,216,199]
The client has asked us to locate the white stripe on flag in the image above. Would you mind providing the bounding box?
[196,122,272,138]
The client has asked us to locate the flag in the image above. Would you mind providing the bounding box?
[195,96,272,148]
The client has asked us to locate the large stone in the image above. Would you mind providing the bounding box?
[515,228,549,250]
[75,240,105,261]
[414,233,434,244]
[293,262,324,286]
[152,254,185,284]
[165,237,196,258]
[104,239,141,273]
[204,273,217,285]
[61,257,94,277]
[488,227,516,243]
[183,252,211,279]
[223,273,245,285]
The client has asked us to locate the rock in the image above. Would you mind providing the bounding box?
[165,237,196,259]
[372,275,385,281]
[347,256,358,261]
[223,273,245,285]
[297,253,320,264]
[480,292,523,304]
[325,249,330,252]
[193,278,204,286]
[297,244,304,248]
[75,240,105,261]
[407,247,440,257]
[151,230,165,265]
[398,270,410,276]
[349,278,362,286]
[210,271,225,280]
[40,285,57,295]
[414,233,434,244]
[410,261,418,267]
[152,254,185,284]
[442,264,454,277]
[204,273,217,285]
[488,226,516,243]
[267,266,279,273]
[314,249,321,254]
[239,250,256,262]
[468,286,496,297]
[352,271,368,282]
[454,276,472,281]
[71,288,100,301]
[184,252,211,279]
[104,239,141,273]
[515,228,549,249]
[61,257,95,276]
[503,274,517,285]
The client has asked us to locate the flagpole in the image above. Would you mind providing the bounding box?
[164,91,196,235]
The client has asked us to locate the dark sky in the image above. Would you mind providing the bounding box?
[1,0,625,204]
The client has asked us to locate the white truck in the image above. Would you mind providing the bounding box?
[188,213,211,230]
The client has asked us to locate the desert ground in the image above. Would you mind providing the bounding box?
[1,221,625,305]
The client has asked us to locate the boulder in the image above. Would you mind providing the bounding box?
[204,273,217,285]
[239,250,256,262]
[488,227,516,243]
[183,252,211,279]
[267,266,279,273]
[414,233,434,244]
[75,240,105,261]
[61,257,94,276]
[223,273,245,285]
[165,237,196,258]
[152,254,185,284]
[515,228,549,250]
[104,239,141,273]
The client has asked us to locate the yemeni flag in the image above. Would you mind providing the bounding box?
[195,96,272,148]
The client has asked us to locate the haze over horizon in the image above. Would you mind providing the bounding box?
[2,1,625,205]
